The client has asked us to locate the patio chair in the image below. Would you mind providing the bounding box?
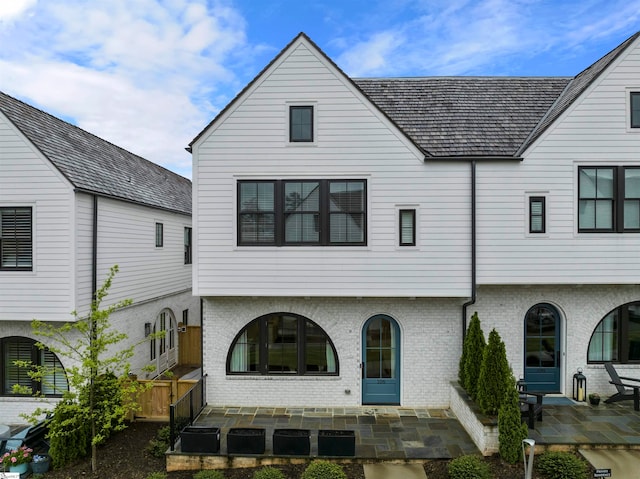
[519,390,545,429]
[604,362,640,410]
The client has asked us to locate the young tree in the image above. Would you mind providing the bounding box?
[14,265,159,472]
[498,375,529,463]
[476,328,511,415]
[459,312,486,399]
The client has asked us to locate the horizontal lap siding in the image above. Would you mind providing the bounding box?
[194,41,472,297]
[94,197,192,308]
[478,44,640,285]
[0,114,75,321]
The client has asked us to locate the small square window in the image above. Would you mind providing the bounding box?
[529,197,545,234]
[290,106,313,142]
[155,222,163,247]
[184,227,192,264]
[399,209,416,246]
[631,92,640,128]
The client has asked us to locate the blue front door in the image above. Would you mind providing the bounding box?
[362,315,400,405]
[524,304,561,393]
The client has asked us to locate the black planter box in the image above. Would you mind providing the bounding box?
[181,426,221,453]
[318,429,356,457]
[273,428,311,456]
[227,428,266,455]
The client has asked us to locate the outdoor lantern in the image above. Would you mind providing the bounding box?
[573,368,587,402]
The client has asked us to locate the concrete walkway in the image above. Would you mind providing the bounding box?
[580,449,640,479]
[363,463,427,479]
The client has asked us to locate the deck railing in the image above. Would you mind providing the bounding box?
[168,374,207,451]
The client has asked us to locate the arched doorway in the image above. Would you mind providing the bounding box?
[151,309,177,376]
[524,303,561,392]
[361,315,400,405]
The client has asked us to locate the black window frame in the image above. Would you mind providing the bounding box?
[631,92,640,128]
[0,336,68,397]
[399,209,416,246]
[0,206,33,271]
[578,166,640,233]
[184,227,192,264]
[155,222,164,247]
[289,105,314,142]
[237,179,367,246]
[588,301,640,364]
[529,197,546,234]
[226,313,339,376]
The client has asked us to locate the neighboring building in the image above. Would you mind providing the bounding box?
[0,92,200,423]
[190,31,640,408]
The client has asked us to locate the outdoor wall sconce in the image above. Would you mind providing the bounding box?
[573,367,587,402]
[144,322,151,337]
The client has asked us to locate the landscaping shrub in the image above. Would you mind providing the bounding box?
[253,466,285,479]
[300,459,347,479]
[476,328,511,415]
[447,454,491,479]
[47,399,91,469]
[536,451,588,479]
[147,425,171,458]
[193,470,225,479]
[459,312,486,399]
[145,473,167,479]
[498,375,529,463]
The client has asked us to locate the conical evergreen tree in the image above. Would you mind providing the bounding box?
[498,375,529,463]
[477,328,511,415]
[459,312,486,399]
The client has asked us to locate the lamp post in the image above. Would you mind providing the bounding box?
[522,438,535,479]
[573,367,587,402]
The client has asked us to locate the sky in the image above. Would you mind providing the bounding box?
[1,1,639,179]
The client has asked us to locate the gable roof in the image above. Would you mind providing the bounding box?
[354,77,570,157]
[191,31,640,160]
[0,92,191,215]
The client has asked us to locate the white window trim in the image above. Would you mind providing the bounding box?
[625,88,640,132]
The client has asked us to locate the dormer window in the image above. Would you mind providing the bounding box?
[289,106,314,142]
[631,92,640,128]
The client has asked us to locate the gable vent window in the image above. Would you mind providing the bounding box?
[529,197,546,234]
[631,92,640,128]
[289,106,314,142]
[399,209,416,246]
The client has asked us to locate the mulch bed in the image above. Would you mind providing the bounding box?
[41,421,586,478]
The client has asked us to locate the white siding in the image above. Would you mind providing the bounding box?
[477,39,640,285]
[0,112,75,321]
[194,38,472,298]
[92,197,192,309]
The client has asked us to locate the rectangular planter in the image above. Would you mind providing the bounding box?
[227,428,266,455]
[273,428,311,456]
[181,426,221,453]
[318,429,356,457]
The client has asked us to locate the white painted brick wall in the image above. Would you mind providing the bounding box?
[202,296,462,408]
[470,284,640,398]
[0,289,199,424]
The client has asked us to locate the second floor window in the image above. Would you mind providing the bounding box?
[184,227,192,264]
[238,179,366,246]
[578,166,640,232]
[631,92,640,128]
[529,197,546,234]
[399,209,416,246]
[0,207,32,270]
[155,222,163,247]
[289,106,314,142]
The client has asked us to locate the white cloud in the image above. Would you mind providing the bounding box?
[0,0,37,23]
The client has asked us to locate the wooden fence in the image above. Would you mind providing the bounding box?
[134,378,199,421]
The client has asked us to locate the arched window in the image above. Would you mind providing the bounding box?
[0,336,68,396]
[227,313,339,375]
[588,301,640,363]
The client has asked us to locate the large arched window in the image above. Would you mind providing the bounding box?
[0,336,68,396]
[588,301,640,363]
[227,313,339,375]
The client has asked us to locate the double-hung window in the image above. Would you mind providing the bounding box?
[529,197,546,234]
[578,166,640,232]
[0,207,32,270]
[631,92,640,128]
[238,179,366,246]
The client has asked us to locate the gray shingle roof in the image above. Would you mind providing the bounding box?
[354,77,570,157]
[0,92,191,215]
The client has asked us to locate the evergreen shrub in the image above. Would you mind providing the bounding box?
[300,460,347,479]
[476,328,511,415]
[536,451,588,479]
[460,312,486,399]
[253,466,285,479]
[447,454,491,479]
[498,375,529,463]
